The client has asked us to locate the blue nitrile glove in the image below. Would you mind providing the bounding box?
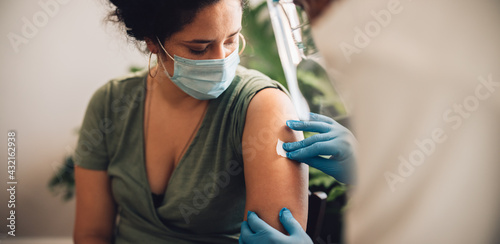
[239,208,313,244]
[284,112,356,184]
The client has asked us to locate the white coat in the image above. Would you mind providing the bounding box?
[312,0,500,243]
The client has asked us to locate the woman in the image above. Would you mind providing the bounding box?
[73,0,308,243]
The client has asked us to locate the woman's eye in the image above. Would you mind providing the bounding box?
[189,48,208,55]
[225,37,238,46]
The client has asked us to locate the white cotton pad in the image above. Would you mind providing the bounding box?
[276,139,287,158]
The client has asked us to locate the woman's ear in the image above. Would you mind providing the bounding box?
[144,37,159,54]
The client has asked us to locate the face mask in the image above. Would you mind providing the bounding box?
[156,37,240,100]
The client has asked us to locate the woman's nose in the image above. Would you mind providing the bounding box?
[207,44,235,60]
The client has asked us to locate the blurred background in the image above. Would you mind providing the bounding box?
[0,0,145,243]
[0,0,347,243]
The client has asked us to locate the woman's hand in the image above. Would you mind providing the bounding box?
[239,208,313,244]
[284,112,356,184]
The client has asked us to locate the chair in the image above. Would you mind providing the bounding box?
[306,190,327,243]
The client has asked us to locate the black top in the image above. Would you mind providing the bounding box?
[151,193,165,208]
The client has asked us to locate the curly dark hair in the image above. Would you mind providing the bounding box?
[107,0,246,43]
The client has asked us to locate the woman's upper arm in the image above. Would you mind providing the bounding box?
[242,88,309,233]
[74,166,117,242]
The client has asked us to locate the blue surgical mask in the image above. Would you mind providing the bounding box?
[157,37,240,100]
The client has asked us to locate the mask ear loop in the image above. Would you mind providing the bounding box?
[238,33,246,55]
[155,36,175,79]
[156,36,175,61]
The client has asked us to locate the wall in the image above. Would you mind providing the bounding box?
[0,0,144,240]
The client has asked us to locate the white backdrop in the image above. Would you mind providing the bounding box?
[0,0,145,239]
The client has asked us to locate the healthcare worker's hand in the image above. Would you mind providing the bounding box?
[239,208,313,244]
[284,112,355,184]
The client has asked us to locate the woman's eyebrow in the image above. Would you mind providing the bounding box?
[184,28,242,44]
[227,28,242,38]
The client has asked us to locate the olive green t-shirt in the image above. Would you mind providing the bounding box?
[74,66,287,243]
